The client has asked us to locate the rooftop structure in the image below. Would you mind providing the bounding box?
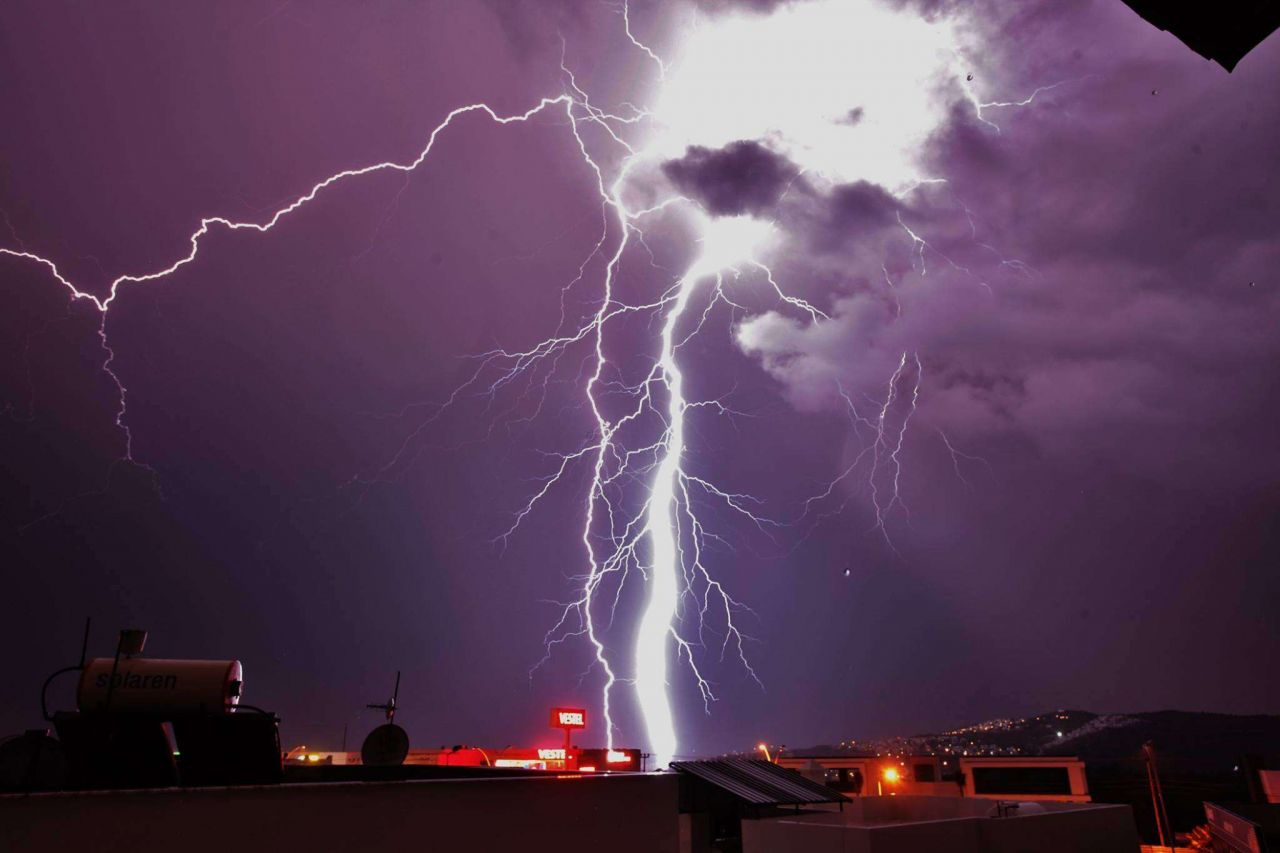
[776,754,1091,801]
[0,771,679,853]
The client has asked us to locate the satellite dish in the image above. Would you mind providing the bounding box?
[361,724,409,766]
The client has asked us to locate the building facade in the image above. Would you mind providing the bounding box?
[777,754,1090,801]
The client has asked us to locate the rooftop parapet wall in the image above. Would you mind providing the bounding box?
[0,772,680,853]
[743,797,1139,853]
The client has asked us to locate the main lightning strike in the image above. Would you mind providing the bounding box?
[0,71,725,766]
[3,0,1066,770]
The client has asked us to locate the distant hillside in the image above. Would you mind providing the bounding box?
[791,710,1280,771]
[1046,711,1280,769]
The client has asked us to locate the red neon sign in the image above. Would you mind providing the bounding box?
[550,707,587,729]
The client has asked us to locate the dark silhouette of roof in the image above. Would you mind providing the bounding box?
[670,759,849,806]
[1118,1,1280,70]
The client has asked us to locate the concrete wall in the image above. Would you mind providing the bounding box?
[741,796,1140,853]
[745,814,979,853]
[0,772,680,853]
[979,806,1139,852]
[851,795,1003,819]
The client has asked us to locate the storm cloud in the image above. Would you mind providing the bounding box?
[662,140,801,216]
[724,0,1280,488]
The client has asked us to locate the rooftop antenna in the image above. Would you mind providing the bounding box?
[78,617,92,669]
[365,671,401,724]
[360,672,408,766]
[40,617,93,722]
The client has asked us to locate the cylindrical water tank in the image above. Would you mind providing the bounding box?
[77,658,242,714]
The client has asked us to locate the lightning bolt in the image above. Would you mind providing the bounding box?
[961,74,1096,132]
[0,96,579,460]
[0,77,714,766]
[795,353,921,555]
[621,0,668,79]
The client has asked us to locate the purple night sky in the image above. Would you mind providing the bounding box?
[2,0,1278,759]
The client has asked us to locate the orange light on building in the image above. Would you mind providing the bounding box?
[883,767,901,783]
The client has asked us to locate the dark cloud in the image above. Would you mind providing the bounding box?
[817,181,902,243]
[837,106,866,125]
[661,140,800,216]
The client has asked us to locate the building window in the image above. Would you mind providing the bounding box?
[913,763,936,783]
[971,766,1072,795]
[825,767,863,793]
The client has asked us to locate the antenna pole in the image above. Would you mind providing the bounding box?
[365,671,403,723]
[78,617,92,668]
[103,630,125,712]
[388,671,400,723]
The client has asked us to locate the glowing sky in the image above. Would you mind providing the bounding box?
[2,0,1279,757]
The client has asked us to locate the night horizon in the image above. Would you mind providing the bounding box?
[3,0,1279,768]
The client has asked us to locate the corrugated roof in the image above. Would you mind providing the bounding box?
[670,759,849,806]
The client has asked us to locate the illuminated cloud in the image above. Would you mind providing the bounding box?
[650,0,962,189]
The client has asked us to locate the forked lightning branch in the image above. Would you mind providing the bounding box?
[1,0,1046,767]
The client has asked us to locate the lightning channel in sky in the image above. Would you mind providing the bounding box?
[1,0,1051,767]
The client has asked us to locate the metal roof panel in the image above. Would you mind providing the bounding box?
[671,759,849,806]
